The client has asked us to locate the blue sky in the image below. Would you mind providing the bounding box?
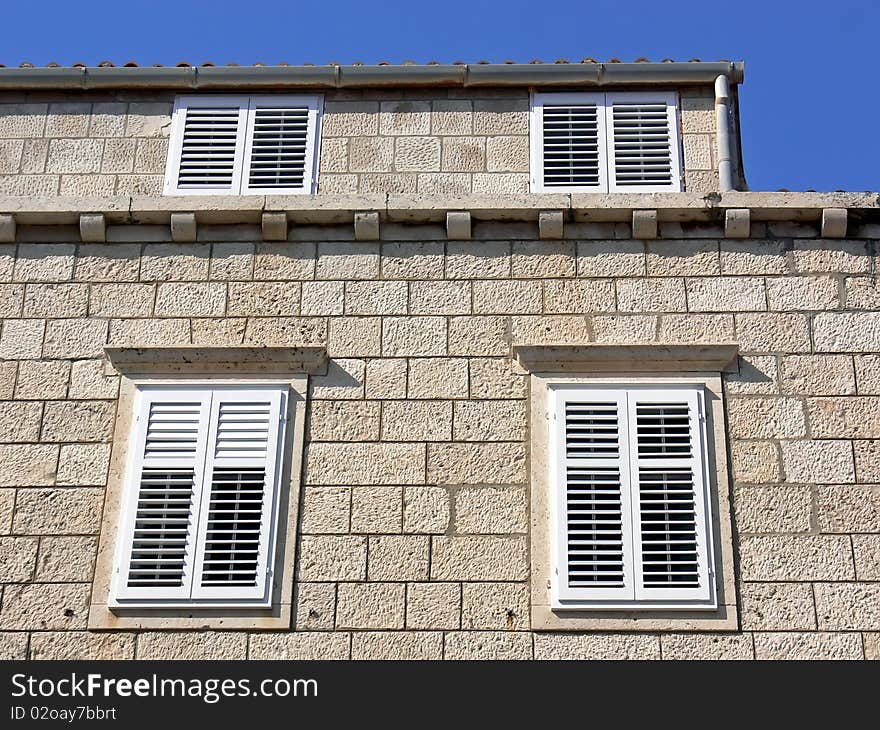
[4,0,878,191]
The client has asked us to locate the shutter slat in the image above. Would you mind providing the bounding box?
[540,101,603,189]
[245,105,310,190]
[175,105,242,190]
[607,96,679,191]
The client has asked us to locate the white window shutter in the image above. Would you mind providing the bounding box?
[163,96,249,195]
[553,389,635,605]
[626,389,714,604]
[113,389,212,603]
[241,96,321,195]
[605,91,682,192]
[190,387,286,604]
[531,92,608,192]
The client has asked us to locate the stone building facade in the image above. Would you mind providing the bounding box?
[0,61,877,660]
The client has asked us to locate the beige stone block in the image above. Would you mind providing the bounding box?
[91,102,126,136]
[382,316,446,356]
[403,486,449,533]
[0,633,27,660]
[0,319,45,360]
[141,243,210,281]
[486,135,528,173]
[728,397,806,439]
[318,137,348,173]
[591,314,656,343]
[253,241,315,280]
[365,358,406,399]
[814,582,880,630]
[814,312,880,352]
[731,440,782,483]
[34,536,95,583]
[460,582,529,630]
[75,243,140,282]
[687,276,766,312]
[469,358,526,399]
[368,535,430,580]
[417,172,471,195]
[542,279,612,314]
[855,440,880,482]
[306,443,424,485]
[351,485,403,533]
[782,439,854,483]
[658,314,735,343]
[0,283,23,318]
[328,317,381,358]
[336,583,405,629]
[394,136,440,172]
[441,136,485,172]
[310,359,365,400]
[740,535,854,581]
[379,100,430,135]
[301,281,344,316]
[345,280,407,315]
[448,316,509,357]
[41,401,114,443]
[20,139,49,174]
[322,101,379,136]
[209,242,253,280]
[431,100,472,135]
[741,582,816,631]
[736,313,811,353]
[781,355,856,395]
[351,632,443,660]
[31,632,134,660]
[535,633,660,660]
[100,138,136,173]
[817,485,880,532]
[227,282,299,317]
[454,485,527,534]
[577,240,645,277]
[792,240,871,273]
[431,536,527,581]
[0,583,89,630]
[407,358,469,399]
[0,445,58,487]
[45,139,103,173]
[719,240,788,275]
[133,138,167,173]
[0,103,47,138]
[865,632,880,660]
[511,240,575,279]
[89,283,154,317]
[0,174,59,196]
[808,397,880,438]
[662,634,753,660]
[318,173,358,193]
[316,241,378,280]
[14,360,70,400]
[0,537,38,581]
[0,362,15,399]
[512,314,590,345]
[428,442,526,485]
[154,282,225,317]
[845,277,880,310]
[56,443,111,485]
[473,99,528,135]
[243,316,326,347]
[725,355,778,395]
[300,487,350,535]
[453,400,525,442]
[381,241,444,280]
[43,319,107,358]
[15,243,75,283]
[125,102,172,137]
[447,240,510,279]
[754,632,863,660]
[472,172,529,194]
[61,175,115,197]
[853,535,880,580]
[724,208,750,238]
[766,275,839,311]
[114,174,162,195]
[0,140,23,174]
[444,631,532,660]
[0,244,15,280]
[409,280,470,315]
[735,485,812,533]
[296,535,366,581]
[406,583,461,630]
[293,582,336,630]
[472,280,541,315]
[136,632,246,660]
[349,136,394,172]
[0,488,14,532]
[359,173,417,194]
[249,632,350,660]
[382,400,451,441]
[0,401,42,442]
[617,277,687,313]
[646,240,720,275]
[680,96,714,133]
[309,400,380,442]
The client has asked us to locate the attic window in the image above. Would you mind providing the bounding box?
[530,91,682,193]
[163,95,322,196]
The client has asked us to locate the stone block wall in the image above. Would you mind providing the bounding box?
[0,87,717,198]
[0,220,877,659]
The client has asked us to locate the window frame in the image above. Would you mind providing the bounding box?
[530,90,683,194]
[163,94,323,197]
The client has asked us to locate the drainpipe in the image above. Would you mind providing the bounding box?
[715,74,735,191]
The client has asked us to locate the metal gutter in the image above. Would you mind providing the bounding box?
[0,62,744,91]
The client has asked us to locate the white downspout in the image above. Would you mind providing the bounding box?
[714,75,734,192]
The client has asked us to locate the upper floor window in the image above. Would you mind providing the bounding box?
[530,91,682,193]
[163,95,322,196]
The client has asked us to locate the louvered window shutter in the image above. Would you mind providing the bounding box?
[191,388,284,602]
[605,92,682,193]
[164,98,248,195]
[627,389,713,603]
[532,93,608,191]
[114,390,212,602]
[241,96,321,195]
[554,390,635,604]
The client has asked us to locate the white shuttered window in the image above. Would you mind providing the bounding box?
[550,384,715,610]
[531,91,682,193]
[111,384,287,608]
[164,95,322,196]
